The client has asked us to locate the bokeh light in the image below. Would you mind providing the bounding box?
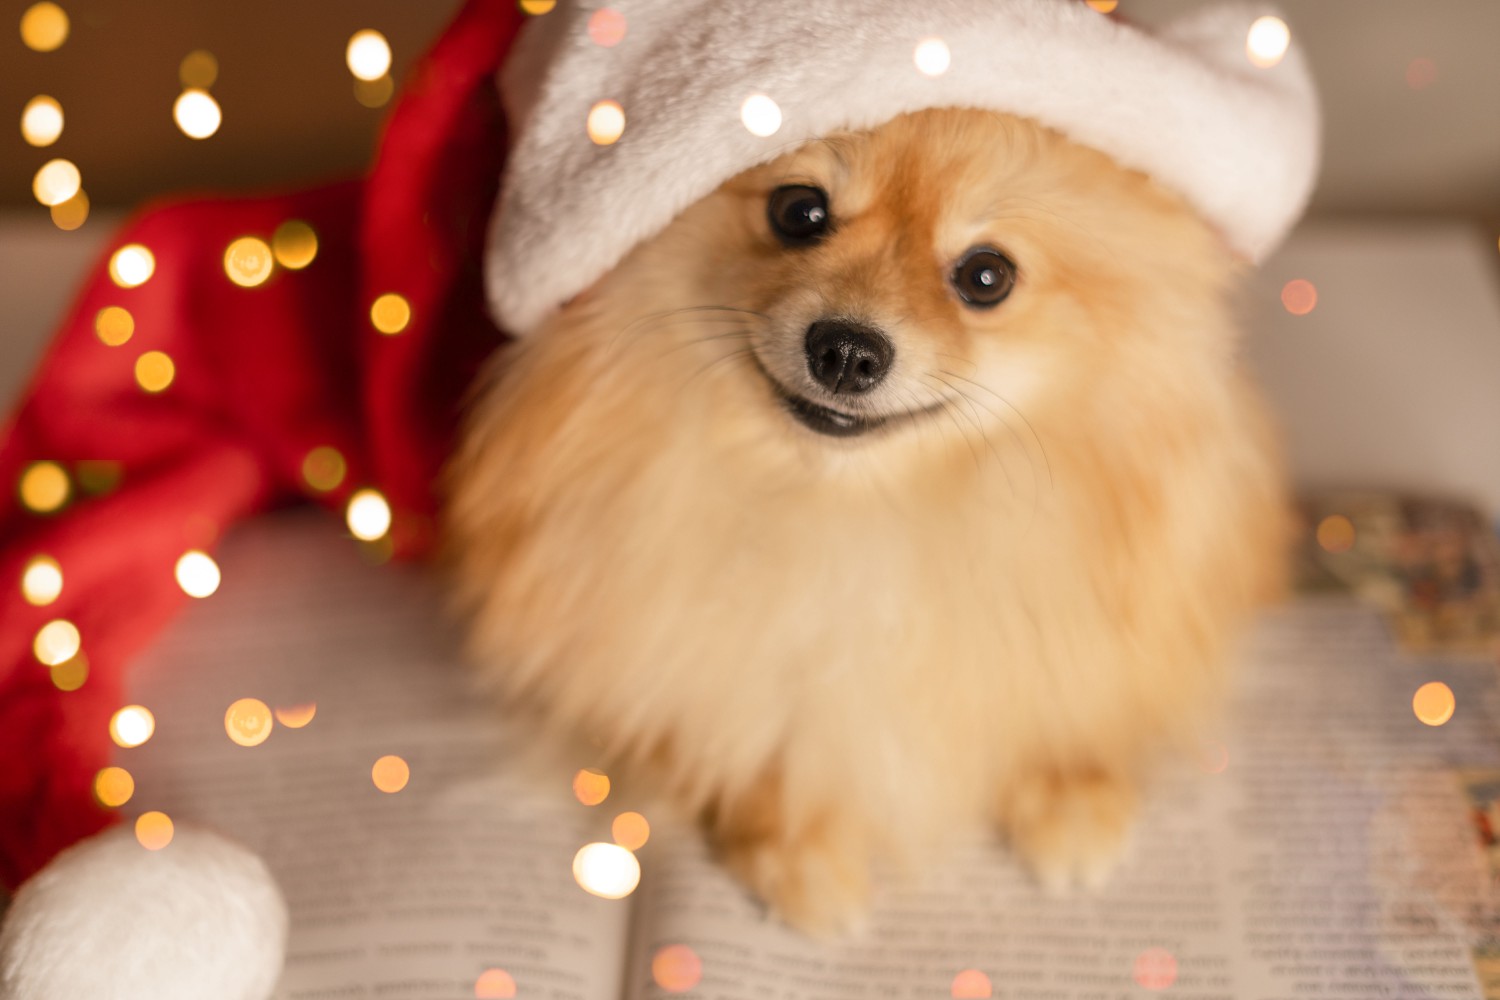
[1316,514,1356,554]
[1134,948,1178,990]
[346,30,392,82]
[587,8,626,47]
[274,703,317,728]
[611,811,650,850]
[109,705,155,748]
[272,220,318,269]
[49,189,89,230]
[19,2,68,52]
[571,842,640,899]
[951,969,993,999]
[519,0,556,14]
[1084,0,1119,11]
[134,351,176,393]
[21,95,63,146]
[1245,15,1290,69]
[50,654,87,691]
[32,158,80,207]
[1413,681,1455,726]
[913,38,951,77]
[135,811,174,851]
[573,768,610,806]
[474,969,518,999]
[95,306,134,346]
[109,244,155,287]
[740,94,782,137]
[651,945,703,992]
[1405,58,1437,90]
[354,75,394,109]
[345,489,392,541]
[301,445,347,492]
[175,550,221,598]
[225,697,273,747]
[179,49,218,89]
[1281,278,1317,315]
[21,555,63,606]
[33,619,80,666]
[224,236,274,287]
[372,754,410,793]
[586,100,626,146]
[370,292,411,334]
[173,89,222,140]
[19,460,70,513]
[93,766,134,808]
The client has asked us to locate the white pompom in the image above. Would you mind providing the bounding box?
[0,824,286,1000]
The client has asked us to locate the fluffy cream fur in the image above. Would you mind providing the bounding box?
[448,109,1287,933]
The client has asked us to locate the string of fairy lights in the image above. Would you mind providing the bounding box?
[11,2,1474,997]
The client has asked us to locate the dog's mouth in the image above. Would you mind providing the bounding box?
[751,356,943,438]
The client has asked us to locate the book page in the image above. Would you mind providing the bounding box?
[120,513,635,1000]
[619,600,1500,998]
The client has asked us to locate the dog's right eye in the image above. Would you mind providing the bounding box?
[767,185,831,246]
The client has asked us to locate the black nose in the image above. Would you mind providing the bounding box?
[805,320,894,395]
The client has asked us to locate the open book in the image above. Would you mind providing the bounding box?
[118,511,1500,999]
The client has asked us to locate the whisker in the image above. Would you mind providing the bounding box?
[935,369,1054,492]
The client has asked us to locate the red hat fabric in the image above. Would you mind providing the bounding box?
[0,0,522,889]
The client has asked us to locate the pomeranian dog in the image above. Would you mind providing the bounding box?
[447,107,1286,933]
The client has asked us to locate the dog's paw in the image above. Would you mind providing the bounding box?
[719,823,871,938]
[0,823,287,1000]
[1003,769,1136,895]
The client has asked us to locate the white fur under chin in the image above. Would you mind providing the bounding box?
[0,825,286,1000]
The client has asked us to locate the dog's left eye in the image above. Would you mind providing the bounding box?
[951,247,1017,308]
[767,185,831,246]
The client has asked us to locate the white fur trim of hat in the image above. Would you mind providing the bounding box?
[485,0,1320,337]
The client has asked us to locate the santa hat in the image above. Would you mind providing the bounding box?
[0,0,1318,944]
[487,0,1319,335]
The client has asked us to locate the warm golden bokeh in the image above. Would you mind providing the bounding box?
[21,554,63,606]
[274,702,317,728]
[370,292,412,334]
[109,705,156,748]
[587,8,626,48]
[134,350,176,393]
[571,842,640,899]
[109,244,156,288]
[346,29,392,81]
[135,811,174,851]
[586,100,625,146]
[175,550,221,598]
[179,49,218,89]
[50,654,88,691]
[302,445,347,492]
[345,488,392,541]
[572,767,610,806]
[1085,0,1119,11]
[1316,514,1356,554]
[272,220,319,269]
[33,618,80,666]
[651,945,703,992]
[372,754,410,793]
[611,810,650,850]
[1245,15,1290,69]
[18,460,70,513]
[173,88,222,140]
[19,2,69,52]
[913,37,951,77]
[519,0,556,14]
[31,158,80,207]
[225,697,274,747]
[353,75,394,109]
[740,94,782,137]
[49,189,89,230]
[21,94,64,146]
[950,969,993,999]
[1413,681,1455,727]
[473,968,517,999]
[224,236,274,287]
[95,306,134,346]
[1281,278,1318,316]
[93,766,134,808]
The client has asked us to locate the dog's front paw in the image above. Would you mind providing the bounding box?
[718,820,871,938]
[1002,769,1136,894]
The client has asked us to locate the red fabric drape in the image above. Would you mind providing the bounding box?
[0,0,521,888]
